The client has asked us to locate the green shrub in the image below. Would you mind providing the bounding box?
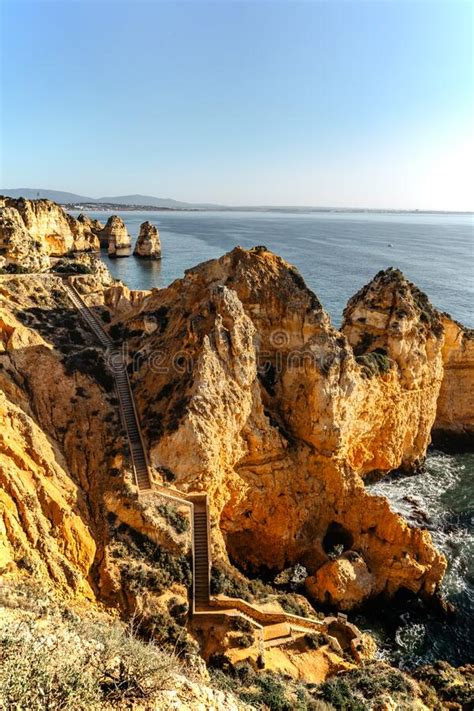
[353,331,376,356]
[240,673,293,711]
[279,594,310,618]
[53,260,93,274]
[317,678,367,710]
[4,263,30,274]
[114,524,192,590]
[157,503,190,534]
[210,563,274,602]
[356,348,393,378]
[304,633,324,650]
[235,633,254,648]
[161,466,176,482]
[231,616,254,633]
[167,597,188,624]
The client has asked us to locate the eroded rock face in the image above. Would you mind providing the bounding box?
[341,267,444,473]
[0,272,195,658]
[133,221,161,259]
[434,315,474,448]
[101,215,131,257]
[0,197,101,270]
[0,205,50,271]
[117,246,453,608]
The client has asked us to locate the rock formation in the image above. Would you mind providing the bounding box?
[0,203,50,271]
[133,221,161,259]
[0,197,101,271]
[0,242,471,703]
[0,247,470,609]
[100,215,132,257]
[107,246,461,610]
[433,315,474,448]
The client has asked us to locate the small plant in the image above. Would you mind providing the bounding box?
[279,594,310,618]
[234,632,254,648]
[304,633,323,650]
[356,348,393,378]
[231,616,253,633]
[316,678,367,710]
[53,260,93,274]
[157,503,190,534]
[240,673,294,711]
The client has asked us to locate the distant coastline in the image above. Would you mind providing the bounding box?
[2,188,472,214]
[65,202,474,215]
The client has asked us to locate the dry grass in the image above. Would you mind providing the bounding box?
[0,581,185,710]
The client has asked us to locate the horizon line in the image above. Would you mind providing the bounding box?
[2,187,473,214]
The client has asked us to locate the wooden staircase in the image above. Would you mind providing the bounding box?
[190,495,211,607]
[62,279,152,491]
[63,275,359,660]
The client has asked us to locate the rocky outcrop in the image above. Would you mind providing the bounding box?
[116,247,452,610]
[0,197,101,270]
[0,248,466,603]
[0,272,193,630]
[340,267,445,473]
[305,552,375,611]
[433,315,474,448]
[133,221,161,259]
[0,204,50,271]
[100,215,131,257]
[76,213,105,244]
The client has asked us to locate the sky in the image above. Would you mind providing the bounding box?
[1,0,473,209]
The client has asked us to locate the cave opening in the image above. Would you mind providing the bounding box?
[322,521,354,555]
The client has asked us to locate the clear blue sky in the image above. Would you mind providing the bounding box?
[1,0,472,209]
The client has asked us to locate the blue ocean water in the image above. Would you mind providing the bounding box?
[74,209,473,665]
[73,209,473,327]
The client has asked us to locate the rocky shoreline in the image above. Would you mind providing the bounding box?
[0,196,472,708]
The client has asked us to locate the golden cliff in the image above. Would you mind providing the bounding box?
[433,315,474,447]
[0,197,102,270]
[0,245,471,617]
[109,246,471,610]
[0,270,202,671]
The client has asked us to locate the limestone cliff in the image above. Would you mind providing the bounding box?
[0,244,469,618]
[0,197,101,270]
[0,274,180,600]
[118,247,451,609]
[133,221,161,259]
[100,215,132,257]
[433,315,474,448]
[341,267,445,473]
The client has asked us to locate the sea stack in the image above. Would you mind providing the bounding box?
[101,215,132,257]
[133,221,161,259]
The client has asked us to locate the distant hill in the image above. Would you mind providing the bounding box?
[96,194,192,208]
[1,188,96,203]
[1,188,223,209]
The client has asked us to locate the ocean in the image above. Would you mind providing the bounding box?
[75,209,473,666]
[74,209,473,328]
